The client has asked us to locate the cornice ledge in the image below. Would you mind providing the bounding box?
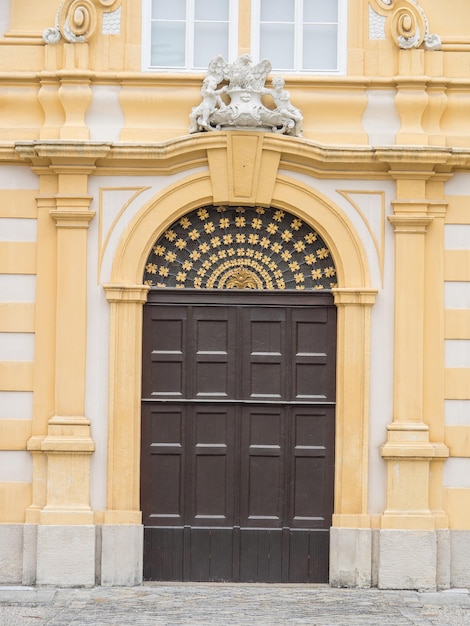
[374,146,452,167]
[15,140,112,164]
[369,0,441,51]
[0,143,22,164]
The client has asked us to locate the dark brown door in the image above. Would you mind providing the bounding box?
[141,290,336,582]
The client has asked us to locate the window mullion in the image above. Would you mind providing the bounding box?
[229,0,239,61]
[295,0,302,72]
[250,0,260,63]
[187,0,195,68]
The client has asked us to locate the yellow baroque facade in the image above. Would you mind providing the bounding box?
[0,0,469,588]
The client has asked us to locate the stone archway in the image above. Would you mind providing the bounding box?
[102,148,376,585]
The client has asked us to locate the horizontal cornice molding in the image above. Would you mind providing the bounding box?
[5,137,470,177]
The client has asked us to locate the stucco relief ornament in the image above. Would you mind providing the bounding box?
[43,0,121,44]
[370,0,441,50]
[189,55,303,137]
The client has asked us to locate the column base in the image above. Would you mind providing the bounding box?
[450,531,470,588]
[0,524,23,584]
[36,525,95,586]
[329,527,372,588]
[100,524,143,586]
[378,529,437,590]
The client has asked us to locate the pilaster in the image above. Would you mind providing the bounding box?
[330,288,377,588]
[103,284,149,525]
[39,184,95,525]
[332,288,377,525]
[380,166,449,534]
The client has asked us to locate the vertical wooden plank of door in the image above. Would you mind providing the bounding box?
[141,404,186,580]
[188,404,236,581]
[239,404,285,582]
[187,306,237,581]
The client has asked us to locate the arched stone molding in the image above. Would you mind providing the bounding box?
[102,140,377,584]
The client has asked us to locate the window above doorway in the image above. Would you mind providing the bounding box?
[251,0,346,73]
[142,0,347,74]
[142,0,239,70]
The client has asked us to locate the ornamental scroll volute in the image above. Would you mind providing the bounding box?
[370,0,441,50]
[43,0,121,44]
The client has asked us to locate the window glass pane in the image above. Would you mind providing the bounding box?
[260,0,295,23]
[195,0,229,21]
[303,24,337,70]
[194,23,229,67]
[304,0,338,23]
[151,0,186,20]
[260,24,295,69]
[151,21,186,67]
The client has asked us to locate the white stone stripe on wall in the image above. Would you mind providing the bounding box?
[445,224,470,250]
[0,219,37,242]
[445,282,470,309]
[0,167,38,189]
[444,458,470,488]
[445,340,470,368]
[86,86,125,142]
[0,276,36,302]
[0,451,32,482]
[0,333,35,361]
[0,391,33,419]
[445,400,470,426]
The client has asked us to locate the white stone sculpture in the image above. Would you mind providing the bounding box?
[189,55,303,137]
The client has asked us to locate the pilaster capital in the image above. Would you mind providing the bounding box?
[388,214,433,233]
[49,208,95,228]
[104,284,150,304]
[332,288,378,306]
[426,201,448,218]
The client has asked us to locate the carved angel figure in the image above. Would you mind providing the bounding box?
[265,76,303,137]
[189,75,227,133]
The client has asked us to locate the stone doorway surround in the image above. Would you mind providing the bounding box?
[101,133,377,586]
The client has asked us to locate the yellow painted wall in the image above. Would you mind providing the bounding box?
[0,0,470,538]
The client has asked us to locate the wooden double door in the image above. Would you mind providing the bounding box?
[141,290,336,582]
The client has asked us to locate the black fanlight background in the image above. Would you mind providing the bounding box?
[143,205,337,290]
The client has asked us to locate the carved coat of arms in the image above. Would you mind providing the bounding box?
[189,55,303,137]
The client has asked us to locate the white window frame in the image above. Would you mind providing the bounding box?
[250,0,347,75]
[142,0,239,72]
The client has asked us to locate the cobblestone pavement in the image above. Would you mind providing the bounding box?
[1,584,470,626]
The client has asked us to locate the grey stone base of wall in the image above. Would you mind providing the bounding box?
[1,524,470,588]
[100,524,143,586]
[330,527,470,591]
[0,523,142,586]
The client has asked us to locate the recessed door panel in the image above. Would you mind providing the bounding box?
[190,405,235,526]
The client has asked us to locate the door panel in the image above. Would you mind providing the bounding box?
[189,405,235,526]
[192,307,237,398]
[141,291,336,583]
[142,306,187,398]
[141,405,185,526]
[240,406,284,528]
[241,307,287,400]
